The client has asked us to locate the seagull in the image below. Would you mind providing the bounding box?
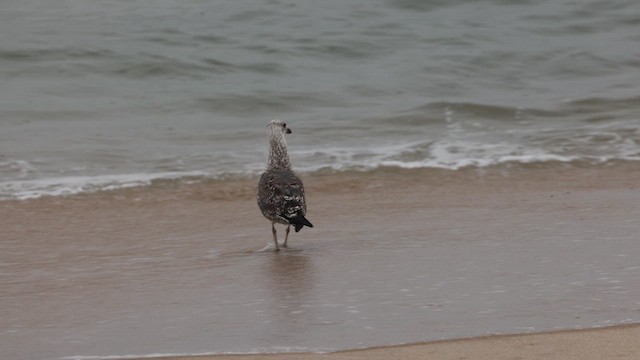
[257,119,313,251]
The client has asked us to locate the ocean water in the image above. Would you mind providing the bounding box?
[1,0,640,199]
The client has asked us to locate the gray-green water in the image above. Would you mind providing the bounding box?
[1,0,639,199]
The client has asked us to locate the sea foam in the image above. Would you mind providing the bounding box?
[0,171,207,200]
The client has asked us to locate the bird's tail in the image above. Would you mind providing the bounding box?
[289,212,314,232]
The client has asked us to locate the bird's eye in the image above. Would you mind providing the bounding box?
[282,123,287,128]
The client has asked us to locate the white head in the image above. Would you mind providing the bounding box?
[266,119,292,138]
[266,119,292,169]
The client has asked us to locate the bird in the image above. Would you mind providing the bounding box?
[257,119,313,251]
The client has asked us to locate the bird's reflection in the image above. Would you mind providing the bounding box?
[263,252,315,338]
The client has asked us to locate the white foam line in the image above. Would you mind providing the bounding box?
[0,171,208,200]
[62,354,226,360]
[3,132,640,200]
[62,347,330,360]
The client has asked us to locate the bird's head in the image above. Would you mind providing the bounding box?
[267,119,292,137]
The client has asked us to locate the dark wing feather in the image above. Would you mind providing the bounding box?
[257,169,312,230]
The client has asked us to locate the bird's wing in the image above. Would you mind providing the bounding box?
[275,170,307,217]
[257,170,306,216]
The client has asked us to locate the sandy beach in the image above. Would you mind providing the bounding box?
[140,324,640,360]
[1,162,639,359]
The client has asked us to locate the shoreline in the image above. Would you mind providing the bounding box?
[1,160,638,203]
[101,324,640,360]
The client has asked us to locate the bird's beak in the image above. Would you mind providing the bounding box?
[286,128,292,134]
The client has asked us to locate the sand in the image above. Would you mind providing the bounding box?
[1,162,639,360]
[139,324,640,360]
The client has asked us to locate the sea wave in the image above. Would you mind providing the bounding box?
[0,171,208,201]
[291,140,638,174]
[2,140,637,201]
[0,158,35,178]
[2,114,638,201]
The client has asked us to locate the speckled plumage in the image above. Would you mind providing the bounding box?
[257,119,313,251]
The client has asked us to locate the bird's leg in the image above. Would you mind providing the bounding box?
[283,225,291,248]
[271,223,280,252]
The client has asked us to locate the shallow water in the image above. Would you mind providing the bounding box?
[1,174,639,360]
[1,0,640,199]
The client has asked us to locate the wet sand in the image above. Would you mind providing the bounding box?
[141,324,640,360]
[1,163,639,360]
